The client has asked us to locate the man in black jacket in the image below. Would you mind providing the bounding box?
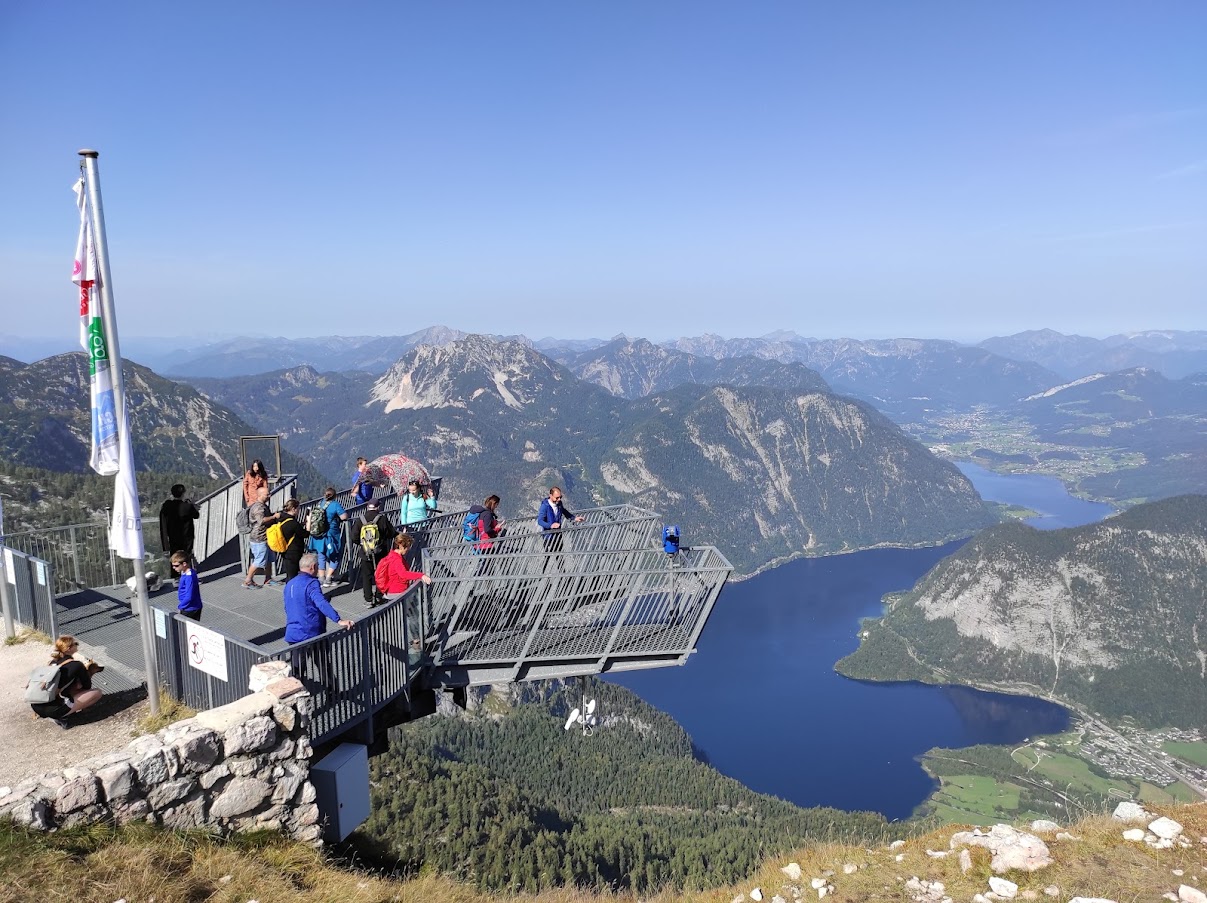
[354,500,396,608]
[159,484,200,567]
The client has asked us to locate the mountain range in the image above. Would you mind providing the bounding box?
[980,328,1207,380]
[836,493,1207,729]
[0,353,330,488]
[187,335,996,573]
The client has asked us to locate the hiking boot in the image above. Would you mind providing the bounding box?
[53,718,70,730]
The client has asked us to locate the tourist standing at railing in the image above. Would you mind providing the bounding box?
[159,484,200,569]
[400,478,438,526]
[375,534,432,598]
[376,534,431,656]
[306,487,348,588]
[354,500,396,608]
[537,486,583,553]
[284,552,355,690]
[464,495,506,553]
[277,498,309,581]
[171,551,203,621]
[243,486,281,589]
[242,459,270,507]
[352,456,374,506]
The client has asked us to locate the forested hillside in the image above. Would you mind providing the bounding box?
[359,680,893,893]
[837,494,1207,728]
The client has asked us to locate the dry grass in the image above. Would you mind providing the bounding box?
[2,804,1206,903]
[3,628,50,647]
[135,687,198,735]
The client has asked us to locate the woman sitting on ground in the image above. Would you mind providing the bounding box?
[30,635,104,729]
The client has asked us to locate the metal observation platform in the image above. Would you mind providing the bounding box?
[3,474,731,755]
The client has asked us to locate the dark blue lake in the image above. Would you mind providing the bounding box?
[956,461,1114,529]
[608,465,1104,820]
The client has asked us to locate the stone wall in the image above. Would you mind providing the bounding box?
[0,674,322,843]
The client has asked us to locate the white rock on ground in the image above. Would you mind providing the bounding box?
[949,824,1052,872]
[988,876,1018,898]
[1149,817,1184,840]
[1111,801,1149,822]
[781,863,801,880]
[750,889,763,902]
[1179,885,1207,903]
[1121,828,1146,842]
[1029,819,1061,833]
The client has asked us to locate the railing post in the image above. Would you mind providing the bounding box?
[0,546,15,640]
[69,525,83,588]
[106,507,118,586]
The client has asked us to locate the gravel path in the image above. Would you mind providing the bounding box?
[0,634,149,790]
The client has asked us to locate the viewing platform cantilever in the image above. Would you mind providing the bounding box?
[2,478,732,755]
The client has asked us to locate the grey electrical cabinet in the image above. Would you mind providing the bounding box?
[311,742,370,843]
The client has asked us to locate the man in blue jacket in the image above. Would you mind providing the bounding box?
[352,457,374,506]
[284,552,356,643]
[536,486,583,553]
[284,552,355,691]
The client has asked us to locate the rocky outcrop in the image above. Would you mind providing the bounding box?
[0,674,321,843]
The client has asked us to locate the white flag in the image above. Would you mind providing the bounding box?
[110,407,145,561]
[73,178,120,476]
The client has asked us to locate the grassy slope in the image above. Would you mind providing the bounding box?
[3,804,1206,903]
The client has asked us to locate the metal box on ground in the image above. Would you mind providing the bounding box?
[311,742,369,843]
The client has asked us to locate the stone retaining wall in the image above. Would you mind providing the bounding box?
[0,674,322,843]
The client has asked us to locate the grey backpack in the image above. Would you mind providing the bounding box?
[24,664,61,704]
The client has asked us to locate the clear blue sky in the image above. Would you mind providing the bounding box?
[1,2,1204,344]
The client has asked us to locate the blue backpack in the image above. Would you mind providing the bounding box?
[663,525,681,555]
[462,511,483,543]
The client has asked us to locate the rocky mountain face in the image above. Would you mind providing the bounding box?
[981,328,1207,380]
[0,353,328,488]
[837,494,1207,728]
[188,335,995,574]
[556,337,830,400]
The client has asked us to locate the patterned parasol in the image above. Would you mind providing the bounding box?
[367,453,432,496]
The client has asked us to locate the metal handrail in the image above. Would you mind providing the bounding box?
[420,504,661,555]
[0,545,58,638]
[156,581,426,747]
[4,475,299,594]
[422,544,731,678]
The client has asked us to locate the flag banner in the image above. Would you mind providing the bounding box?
[73,178,120,476]
[110,405,145,561]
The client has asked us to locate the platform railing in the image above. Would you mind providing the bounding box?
[3,475,299,595]
[0,545,58,638]
[420,504,662,557]
[155,582,426,747]
[4,521,115,596]
[422,544,730,682]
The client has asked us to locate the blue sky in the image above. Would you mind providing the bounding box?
[1,2,1203,346]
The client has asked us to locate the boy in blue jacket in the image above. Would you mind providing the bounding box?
[171,550,203,621]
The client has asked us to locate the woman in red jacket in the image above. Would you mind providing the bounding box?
[375,534,432,600]
[375,533,431,658]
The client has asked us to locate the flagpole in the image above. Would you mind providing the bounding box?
[78,149,160,716]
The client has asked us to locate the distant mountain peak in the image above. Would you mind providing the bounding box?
[369,335,565,412]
